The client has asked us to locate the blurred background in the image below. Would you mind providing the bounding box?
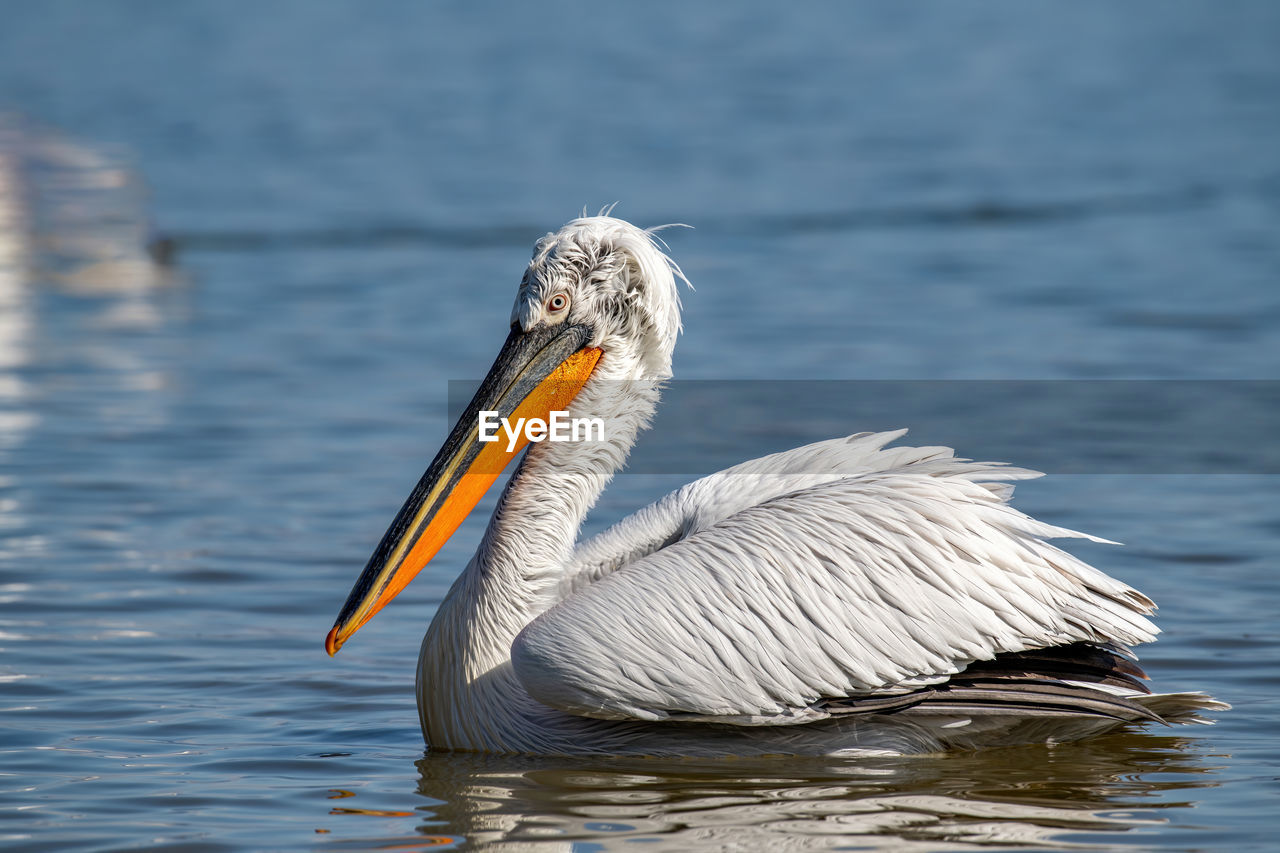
[1,2,1278,850]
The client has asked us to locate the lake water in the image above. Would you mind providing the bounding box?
[1,2,1278,850]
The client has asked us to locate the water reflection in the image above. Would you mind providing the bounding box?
[402,733,1221,851]
[0,118,37,453]
[0,114,175,437]
[0,116,179,687]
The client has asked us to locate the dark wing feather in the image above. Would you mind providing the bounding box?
[823,642,1163,722]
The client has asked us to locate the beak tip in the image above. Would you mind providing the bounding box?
[325,625,342,657]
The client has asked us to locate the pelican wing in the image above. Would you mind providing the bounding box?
[513,434,1158,725]
[561,430,960,597]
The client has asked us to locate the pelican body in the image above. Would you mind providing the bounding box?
[327,216,1225,756]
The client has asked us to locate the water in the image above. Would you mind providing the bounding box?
[1,1,1278,849]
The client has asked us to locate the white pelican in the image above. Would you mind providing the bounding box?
[326,216,1226,756]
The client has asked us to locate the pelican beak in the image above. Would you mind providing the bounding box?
[326,323,601,655]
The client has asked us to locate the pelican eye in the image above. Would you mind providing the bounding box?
[547,293,570,312]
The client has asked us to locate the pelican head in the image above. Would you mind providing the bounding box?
[326,216,687,654]
[513,216,686,382]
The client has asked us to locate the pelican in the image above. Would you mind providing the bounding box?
[326,216,1226,756]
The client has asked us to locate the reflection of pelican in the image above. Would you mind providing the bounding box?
[327,216,1225,755]
[407,732,1220,850]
